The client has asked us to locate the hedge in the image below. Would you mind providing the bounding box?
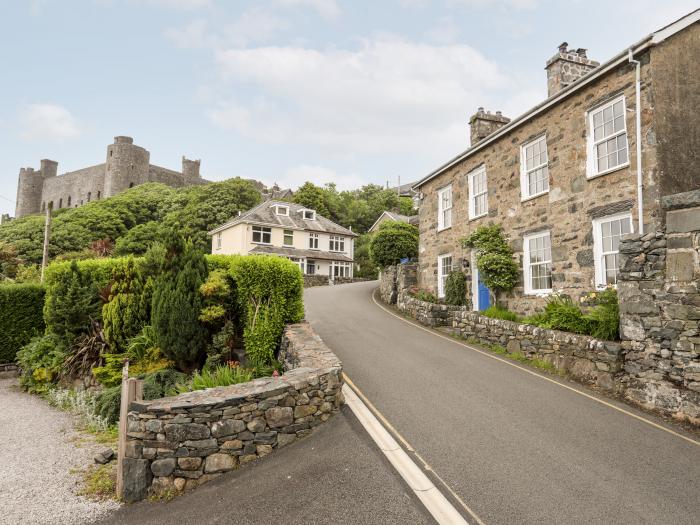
[0,283,45,363]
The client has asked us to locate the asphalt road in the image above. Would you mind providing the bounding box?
[96,405,433,525]
[304,281,700,525]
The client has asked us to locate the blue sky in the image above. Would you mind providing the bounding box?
[0,0,695,216]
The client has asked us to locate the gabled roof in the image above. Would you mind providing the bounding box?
[208,200,357,237]
[413,8,700,190]
[368,210,419,232]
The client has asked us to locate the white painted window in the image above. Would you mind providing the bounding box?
[523,231,552,294]
[520,135,549,200]
[329,235,345,252]
[252,226,272,244]
[216,233,222,250]
[437,254,453,299]
[309,232,319,249]
[303,210,316,220]
[437,185,452,231]
[587,96,629,177]
[468,166,488,220]
[283,229,294,246]
[332,261,352,278]
[307,260,316,275]
[275,205,289,216]
[288,256,305,273]
[593,212,633,287]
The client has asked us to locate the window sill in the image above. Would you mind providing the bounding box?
[521,191,549,203]
[586,162,630,180]
[524,289,553,297]
[252,241,272,245]
[468,213,488,222]
[437,226,452,233]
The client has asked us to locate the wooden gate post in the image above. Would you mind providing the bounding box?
[116,363,143,498]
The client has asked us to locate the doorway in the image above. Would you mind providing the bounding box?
[471,253,491,311]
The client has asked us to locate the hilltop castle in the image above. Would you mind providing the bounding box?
[15,136,208,217]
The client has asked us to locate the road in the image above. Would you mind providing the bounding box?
[304,281,700,525]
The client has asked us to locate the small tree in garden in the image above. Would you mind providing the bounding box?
[462,225,519,305]
[444,271,467,306]
[102,257,146,353]
[369,221,419,268]
[151,232,209,373]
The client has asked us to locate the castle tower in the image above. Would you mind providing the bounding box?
[15,159,58,218]
[104,136,150,197]
[182,156,201,183]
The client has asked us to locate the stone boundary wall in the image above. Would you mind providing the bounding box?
[617,189,700,423]
[333,277,374,285]
[451,311,622,390]
[303,275,329,287]
[121,322,343,502]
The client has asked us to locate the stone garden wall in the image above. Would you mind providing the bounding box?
[121,322,343,502]
[617,189,700,423]
[304,275,329,287]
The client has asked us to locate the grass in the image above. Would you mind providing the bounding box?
[90,425,119,446]
[171,364,255,395]
[481,305,522,322]
[79,463,117,501]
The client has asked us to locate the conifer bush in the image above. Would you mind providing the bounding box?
[444,271,467,306]
[102,257,147,353]
[0,283,45,363]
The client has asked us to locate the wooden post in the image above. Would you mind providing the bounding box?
[40,203,52,284]
[116,362,143,498]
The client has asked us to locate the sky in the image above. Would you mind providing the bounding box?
[0,0,696,216]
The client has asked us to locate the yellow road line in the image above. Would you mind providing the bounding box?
[370,288,700,448]
[344,373,487,525]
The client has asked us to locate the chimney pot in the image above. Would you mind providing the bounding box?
[546,43,599,97]
[558,42,568,53]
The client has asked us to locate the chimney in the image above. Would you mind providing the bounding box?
[469,108,510,146]
[545,42,599,97]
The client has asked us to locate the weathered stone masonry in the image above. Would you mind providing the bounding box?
[121,322,343,502]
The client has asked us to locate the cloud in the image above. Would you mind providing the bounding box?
[136,0,211,9]
[18,104,81,141]
[447,0,539,10]
[274,0,341,19]
[265,164,366,191]
[207,36,529,157]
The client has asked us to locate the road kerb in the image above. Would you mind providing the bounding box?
[343,383,470,525]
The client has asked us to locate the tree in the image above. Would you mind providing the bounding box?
[150,232,209,372]
[292,182,332,218]
[114,222,163,256]
[462,225,519,304]
[102,257,146,353]
[369,221,419,268]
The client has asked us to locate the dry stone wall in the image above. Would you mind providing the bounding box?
[121,322,343,502]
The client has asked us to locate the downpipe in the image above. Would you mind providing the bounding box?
[628,48,644,235]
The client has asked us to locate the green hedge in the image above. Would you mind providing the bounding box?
[0,283,45,363]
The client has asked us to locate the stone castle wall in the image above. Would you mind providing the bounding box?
[121,322,343,502]
[15,136,207,217]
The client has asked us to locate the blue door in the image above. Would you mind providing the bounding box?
[478,279,491,310]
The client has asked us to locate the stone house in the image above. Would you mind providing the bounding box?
[368,210,419,234]
[413,10,699,314]
[208,200,357,278]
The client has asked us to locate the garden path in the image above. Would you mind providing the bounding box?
[0,377,120,525]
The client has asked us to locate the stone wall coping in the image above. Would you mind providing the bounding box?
[662,189,700,210]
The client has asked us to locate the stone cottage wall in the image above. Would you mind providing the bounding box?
[121,322,343,502]
[617,190,700,423]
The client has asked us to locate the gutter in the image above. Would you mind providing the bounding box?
[628,48,644,235]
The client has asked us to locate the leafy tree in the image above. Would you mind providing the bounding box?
[445,271,467,306]
[369,221,419,268]
[353,233,378,278]
[114,222,164,256]
[150,232,209,372]
[293,182,332,218]
[462,225,519,304]
[102,257,146,353]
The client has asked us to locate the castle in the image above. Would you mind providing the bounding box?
[14,136,208,217]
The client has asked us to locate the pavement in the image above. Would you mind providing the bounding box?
[95,405,433,525]
[304,281,700,525]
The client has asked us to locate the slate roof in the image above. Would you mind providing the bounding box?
[368,210,419,232]
[249,245,353,262]
[208,200,357,237]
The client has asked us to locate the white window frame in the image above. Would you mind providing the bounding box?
[468,166,488,220]
[437,185,452,231]
[275,205,289,216]
[520,135,549,201]
[523,231,552,295]
[216,233,222,250]
[437,254,452,299]
[331,261,352,278]
[283,229,294,247]
[303,210,316,220]
[252,226,272,244]
[586,95,630,178]
[592,211,633,289]
[309,232,319,250]
[329,235,345,252]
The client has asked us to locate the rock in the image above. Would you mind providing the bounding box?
[294,405,317,419]
[183,438,218,449]
[506,339,521,354]
[265,407,293,429]
[173,477,187,492]
[204,453,236,474]
[125,442,143,459]
[211,419,246,438]
[246,418,266,433]
[239,454,257,465]
[93,448,115,464]
[145,420,163,433]
[177,457,203,470]
[122,458,152,503]
[221,439,243,450]
[151,458,176,477]
[256,444,273,456]
[150,476,174,495]
[277,433,296,448]
[254,432,277,445]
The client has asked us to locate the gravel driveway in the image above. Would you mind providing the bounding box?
[0,377,121,525]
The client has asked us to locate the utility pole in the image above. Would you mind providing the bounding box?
[397,175,401,196]
[40,203,52,283]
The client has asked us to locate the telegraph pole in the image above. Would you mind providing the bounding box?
[40,203,52,283]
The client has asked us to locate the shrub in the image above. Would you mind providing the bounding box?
[102,257,147,353]
[409,287,438,303]
[462,225,519,301]
[228,255,304,368]
[444,271,467,306]
[172,364,254,394]
[0,283,45,363]
[151,233,209,372]
[369,221,419,268]
[16,334,68,393]
[482,305,521,322]
[583,288,620,340]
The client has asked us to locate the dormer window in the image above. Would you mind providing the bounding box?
[303,210,316,220]
[275,205,289,216]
